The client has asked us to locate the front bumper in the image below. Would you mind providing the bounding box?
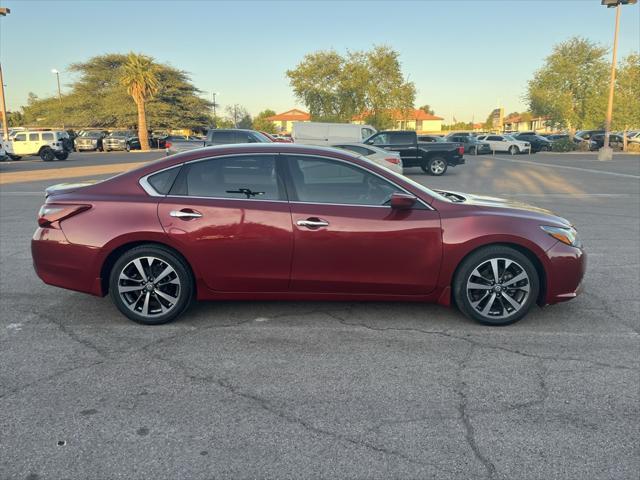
[104,141,127,150]
[544,241,587,304]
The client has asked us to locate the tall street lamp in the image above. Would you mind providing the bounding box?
[598,0,637,161]
[51,69,64,129]
[0,6,11,142]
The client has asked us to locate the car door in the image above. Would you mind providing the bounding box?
[485,135,504,152]
[11,133,29,155]
[284,154,442,295]
[157,154,294,292]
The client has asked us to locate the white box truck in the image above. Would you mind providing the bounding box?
[292,122,377,146]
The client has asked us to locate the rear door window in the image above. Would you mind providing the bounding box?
[171,155,281,200]
[29,133,39,141]
[42,133,54,141]
[211,131,235,145]
[389,132,415,145]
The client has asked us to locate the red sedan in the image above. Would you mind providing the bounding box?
[32,144,586,326]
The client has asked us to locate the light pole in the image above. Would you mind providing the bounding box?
[598,0,637,161]
[51,69,64,130]
[0,7,11,142]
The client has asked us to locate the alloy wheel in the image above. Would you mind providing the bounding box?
[466,257,530,320]
[117,256,181,317]
[430,159,446,175]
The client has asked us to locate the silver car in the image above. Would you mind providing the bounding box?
[331,143,403,174]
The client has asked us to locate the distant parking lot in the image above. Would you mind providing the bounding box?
[1,151,638,479]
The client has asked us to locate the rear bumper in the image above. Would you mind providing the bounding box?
[447,156,465,166]
[544,242,587,304]
[32,227,103,296]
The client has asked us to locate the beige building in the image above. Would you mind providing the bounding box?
[266,109,311,133]
[353,109,443,132]
[503,114,552,133]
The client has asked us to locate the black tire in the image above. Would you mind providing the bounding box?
[105,149,111,152]
[40,148,55,162]
[424,156,448,176]
[109,245,194,325]
[8,154,21,161]
[508,145,519,155]
[125,143,131,152]
[453,245,540,326]
[55,151,69,161]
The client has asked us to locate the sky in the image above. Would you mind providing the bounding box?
[0,0,639,123]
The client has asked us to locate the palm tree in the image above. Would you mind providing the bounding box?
[120,53,159,151]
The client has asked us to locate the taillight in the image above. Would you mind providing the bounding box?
[457,146,464,155]
[38,204,91,227]
[165,141,172,149]
[385,157,401,165]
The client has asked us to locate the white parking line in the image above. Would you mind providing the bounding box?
[492,155,640,179]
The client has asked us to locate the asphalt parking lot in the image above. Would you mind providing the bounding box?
[1,151,639,479]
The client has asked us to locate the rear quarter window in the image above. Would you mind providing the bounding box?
[147,166,182,195]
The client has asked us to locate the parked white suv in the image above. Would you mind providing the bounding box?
[5,130,71,161]
[477,134,531,155]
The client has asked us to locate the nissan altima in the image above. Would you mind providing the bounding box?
[32,144,586,326]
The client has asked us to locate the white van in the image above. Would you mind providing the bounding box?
[292,122,377,146]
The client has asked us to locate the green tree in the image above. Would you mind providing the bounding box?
[613,53,640,130]
[237,114,253,129]
[526,37,609,131]
[419,104,434,115]
[120,53,159,151]
[225,104,249,128]
[21,54,211,131]
[252,109,277,133]
[287,45,415,129]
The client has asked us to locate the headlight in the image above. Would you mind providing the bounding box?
[92,139,97,144]
[541,225,581,248]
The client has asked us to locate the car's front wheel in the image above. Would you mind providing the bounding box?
[109,245,193,325]
[40,148,55,162]
[55,151,69,161]
[453,246,539,326]
[508,145,519,155]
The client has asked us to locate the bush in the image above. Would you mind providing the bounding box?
[626,142,640,153]
[552,138,577,152]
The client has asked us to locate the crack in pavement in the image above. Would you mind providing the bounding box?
[0,360,105,401]
[324,311,636,371]
[455,346,498,480]
[140,341,457,476]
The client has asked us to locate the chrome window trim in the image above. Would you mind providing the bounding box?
[138,151,434,210]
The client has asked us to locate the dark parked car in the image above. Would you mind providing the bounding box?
[417,135,444,143]
[167,129,272,154]
[32,143,585,326]
[445,134,491,155]
[364,130,465,176]
[512,133,553,153]
[75,131,108,152]
[103,131,141,152]
[589,133,624,151]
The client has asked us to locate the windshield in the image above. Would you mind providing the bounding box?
[110,131,131,137]
[504,135,516,141]
[80,131,102,138]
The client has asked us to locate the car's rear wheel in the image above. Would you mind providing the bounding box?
[422,157,447,176]
[508,145,519,155]
[40,148,55,162]
[453,246,539,326]
[8,154,21,161]
[109,245,193,325]
[55,151,69,161]
[125,143,131,152]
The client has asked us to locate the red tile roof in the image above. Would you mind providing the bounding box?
[266,109,310,121]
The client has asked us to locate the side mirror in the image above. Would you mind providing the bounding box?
[390,192,417,210]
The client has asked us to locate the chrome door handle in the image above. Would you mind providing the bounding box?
[170,209,202,219]
[296,219,329,228]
